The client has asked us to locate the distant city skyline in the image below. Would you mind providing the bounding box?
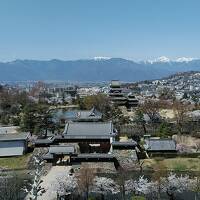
[0,0,200,61]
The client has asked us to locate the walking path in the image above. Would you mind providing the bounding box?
[38,166,72,200]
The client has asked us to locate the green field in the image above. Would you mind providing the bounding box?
[142,157,200,172]
[0,153,32,170]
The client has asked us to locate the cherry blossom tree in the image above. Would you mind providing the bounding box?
[53,172,77,198]
[91,176,120,199]
[125,176,157,198]
[23,156,45,200]
[125,173,193,200]
[162,173,192,200]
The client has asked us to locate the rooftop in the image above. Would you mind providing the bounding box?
[0,133,28,141]
[63,121,114,139]
[49,145,75,154]
[74,153,114,159]
[144,139,176,151]
[112,141,137,147]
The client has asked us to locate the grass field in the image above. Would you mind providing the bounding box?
[142,157,200,172]
[0,153,32,170]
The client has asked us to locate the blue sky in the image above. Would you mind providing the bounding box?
[0,0,200,61]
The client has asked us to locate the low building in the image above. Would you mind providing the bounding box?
[43,145,76,163]
[62,121,116,153]
[0,133,28,157]
[144,138,177,153]
[63,121,115,141]
[35,121,116,153]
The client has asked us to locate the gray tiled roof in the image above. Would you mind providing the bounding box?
[63,121,113,138]
[112,141,137,146]
[34,137,54,144]
[0,133,28,141]
[75,153,114,159]
[0,140,26,157]
[49,145,75,154]
[145,139,176,151]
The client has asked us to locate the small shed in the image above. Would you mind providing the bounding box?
[0,133,28,157]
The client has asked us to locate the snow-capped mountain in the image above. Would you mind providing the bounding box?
[145,56,197,64]
[149,56,170,63]
[0,57,200,82]
[93,56,111,61]
[175,57,196,63]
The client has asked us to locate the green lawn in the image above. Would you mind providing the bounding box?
[0,153,32,170]
[142,157,200,172]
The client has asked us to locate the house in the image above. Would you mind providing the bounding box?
[35,120,116,153]
[63,121,115,140]
[61,121,116,153]
[144,138,177,153]
[43,145,76,163]
[0,133,28,157]
[111,141,137,150]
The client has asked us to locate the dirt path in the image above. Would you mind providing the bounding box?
[38,166,72,200]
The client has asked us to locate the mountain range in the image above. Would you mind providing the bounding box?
[1,57,200,82]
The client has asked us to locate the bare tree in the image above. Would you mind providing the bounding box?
[76,165,96,200]
[140,100,160,123]
[152,162,168,200]
[116,169,128,200]
[173,101,189,134]
[195,140,200,152]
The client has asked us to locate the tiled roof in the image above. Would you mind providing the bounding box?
[0,140,26,157]
[145,139,176,151]
[63,121,114,138]
[75,153,114,159]
[112,141,137,147]
[49,145,75,154]
[0,133,28,141]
